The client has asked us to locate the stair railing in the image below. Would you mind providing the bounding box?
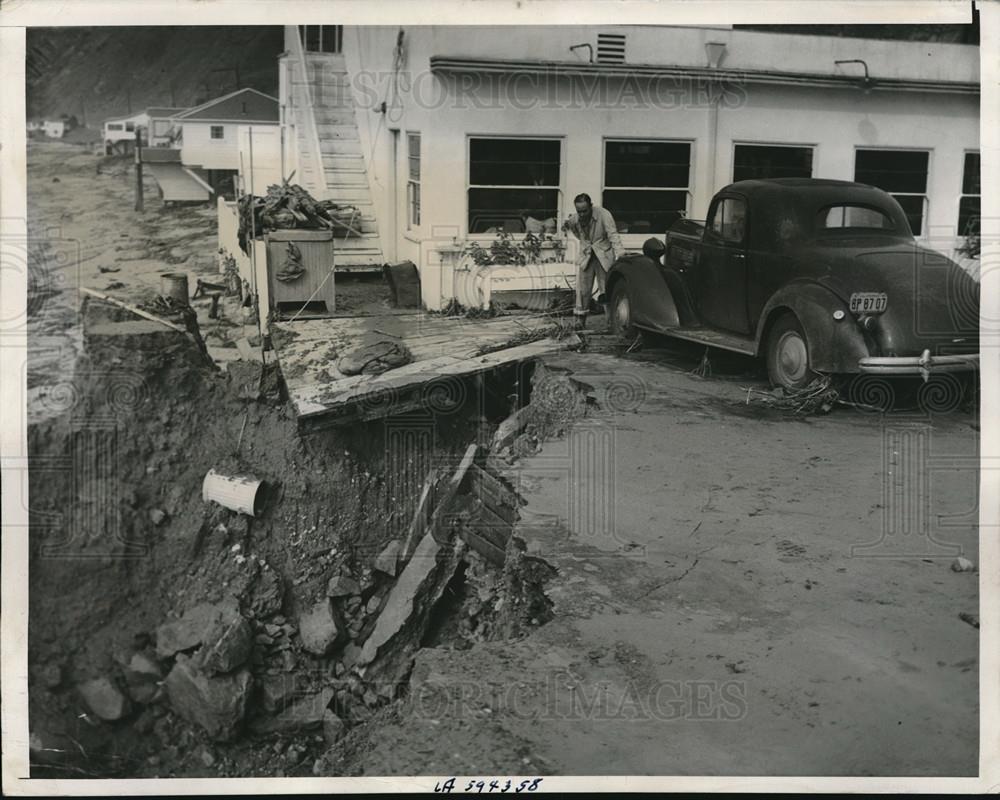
[288,26,330,199]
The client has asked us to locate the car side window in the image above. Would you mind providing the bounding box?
[708,197,747,245]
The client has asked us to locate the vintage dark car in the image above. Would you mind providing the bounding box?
[605,178,980,390]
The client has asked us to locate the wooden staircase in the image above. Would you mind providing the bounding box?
[290,52,384,271]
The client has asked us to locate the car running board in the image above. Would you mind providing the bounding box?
[658,326,756,356]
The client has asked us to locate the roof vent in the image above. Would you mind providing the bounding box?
[596,33,626,64]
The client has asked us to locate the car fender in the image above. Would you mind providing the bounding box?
[756,281,871,373]
[607,257,680,330]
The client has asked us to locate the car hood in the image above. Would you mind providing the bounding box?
[803,240,979,354]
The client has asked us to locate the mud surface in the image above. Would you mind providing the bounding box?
[26,141,220,422]
[347,350,979,776]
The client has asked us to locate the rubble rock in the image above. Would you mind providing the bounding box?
[298,600,342,656]
[124,652,164,704]
[156,597,240,659]
[327,575,361,598]
[259,674,303,714]
[197,614,253,675]
[322,709,347,745]
[150,508,167,526]
[251,687,335,735]
[951,557,976,572]
[164,654,253,741]
[248,567,285,618]
[79,677,131,721]
[374,540,403,577]
[341,642,362,669]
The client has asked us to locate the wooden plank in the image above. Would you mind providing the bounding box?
[291,335,577,420]
[79,287,190,335]
[491,405,532,450]
[400,468,441,565]
[470,501,513,549]
[460,528,507,566]
[469,465,520,520]
[426,444,477,545]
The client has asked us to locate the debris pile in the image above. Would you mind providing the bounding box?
[237,182,362,255]
[27,300,555,778]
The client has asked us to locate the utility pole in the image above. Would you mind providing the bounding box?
[134,127,144,212]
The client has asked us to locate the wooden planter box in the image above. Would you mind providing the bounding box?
[265,230,336,319]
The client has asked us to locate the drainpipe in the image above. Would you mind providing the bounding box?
[704,41,727,200]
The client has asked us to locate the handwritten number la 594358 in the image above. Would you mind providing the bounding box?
[433,777,542,793]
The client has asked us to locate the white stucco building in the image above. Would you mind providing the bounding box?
[266,24,979,310]
[174,88,280,197]
[42,119,66,139]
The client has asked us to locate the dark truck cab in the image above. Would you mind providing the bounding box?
[605,178,980,389]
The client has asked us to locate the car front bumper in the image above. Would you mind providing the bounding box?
[858,350,979,377]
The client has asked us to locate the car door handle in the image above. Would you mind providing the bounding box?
[732,252,746,260]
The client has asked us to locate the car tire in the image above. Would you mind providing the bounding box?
[609,280,638,340]
[766,313,816,390]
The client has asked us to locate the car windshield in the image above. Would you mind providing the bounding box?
[818,204,894,231]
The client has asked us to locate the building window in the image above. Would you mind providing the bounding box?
[468,137,561,234]
[210,126,225,140]
[300,25,343,54]
[958,151,980,237]
[125,122,135,132]
[407,133,421,228]
[602,140,691,234]
[855,148,929,236]
[733,143,813,181]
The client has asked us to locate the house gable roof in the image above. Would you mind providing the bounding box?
[146,107,189,119]
[173,88,279,124]
[103,111,149,125]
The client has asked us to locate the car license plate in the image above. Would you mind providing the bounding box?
[849,292,888,314]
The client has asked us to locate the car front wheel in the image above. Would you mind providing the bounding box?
[766,313,816,390]
[609,280,638,339]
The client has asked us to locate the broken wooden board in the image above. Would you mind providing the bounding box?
[271,313,579,427]
[491,405,532,450]
[355,443,477,695]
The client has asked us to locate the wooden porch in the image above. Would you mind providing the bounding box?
[271,312,578,429]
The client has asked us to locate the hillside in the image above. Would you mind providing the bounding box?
[26,27,285,124]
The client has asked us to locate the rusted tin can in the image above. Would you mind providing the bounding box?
[160,272,190,305]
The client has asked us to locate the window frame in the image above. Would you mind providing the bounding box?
[601,137,694,237]
[817,203,897,233]
[465,134,564,238]
[706,194,749,246]
[731,141,816,183]
[853,146,931,237]
[958,150,980,237]
[210,125,226,141]
[406,132,421,229]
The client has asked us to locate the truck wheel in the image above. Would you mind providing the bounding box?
[609,281,638,340]
[766,313,816,390]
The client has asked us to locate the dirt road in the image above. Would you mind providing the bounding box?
[26,140,222,422]
[339,346,979,777]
